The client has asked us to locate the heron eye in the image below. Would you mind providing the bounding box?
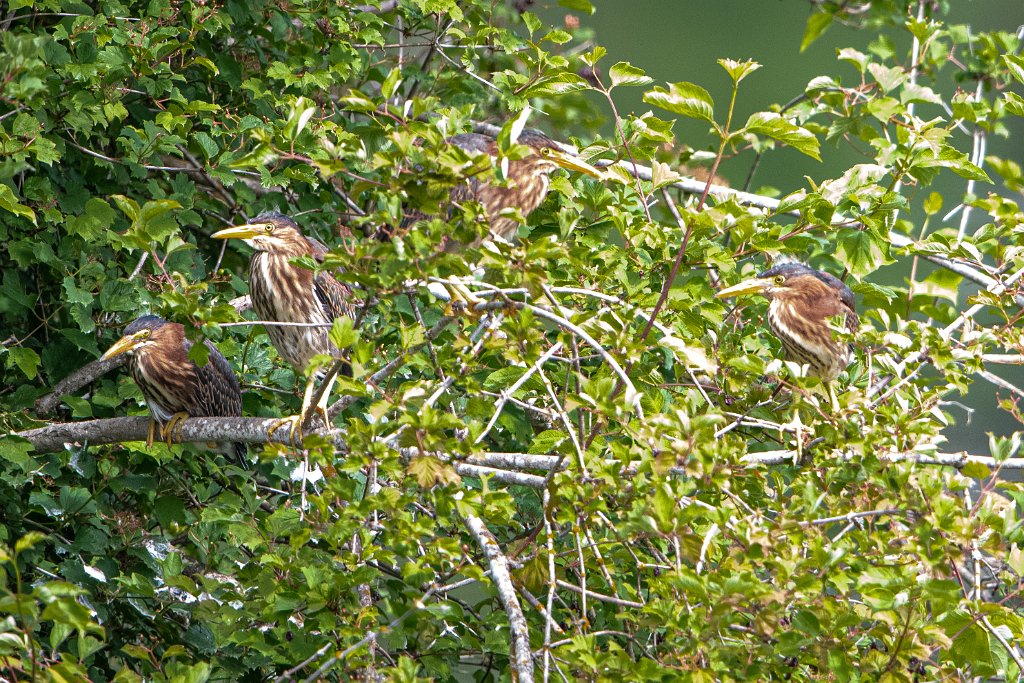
[773,275,785,285]
[264,223,274,233]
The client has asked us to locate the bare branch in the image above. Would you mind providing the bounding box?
[34,355,127,416]
[17,415,321,453]
[464,514,534,682]
[743,448,1024,471]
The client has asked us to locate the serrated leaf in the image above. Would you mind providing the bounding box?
[609,61,652,88]
[835,228,889,277]
[407,455,460,487]
[643,82,714,123]
[329,316,358,350]
[867,63,907,92]
[529,430,566,455]
[1003,92,1024,118]
[110,194,139,222]
[718,58,760,84]
[743,112,820,160]
[917,146,991,183]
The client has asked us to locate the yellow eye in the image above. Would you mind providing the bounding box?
[264,223,274,233]
[773,275,785,285]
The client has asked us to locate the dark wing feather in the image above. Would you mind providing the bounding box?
[313,270,354,322]
[182,337,248,466]
[181,338,243,418]
[449,133,496,155]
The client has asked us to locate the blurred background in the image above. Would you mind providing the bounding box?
[534,0,1024,454]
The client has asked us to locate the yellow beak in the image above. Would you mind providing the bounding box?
[715,277,774,299]
[101,334,142,361]
[211,224,263,240]
[541,148,605,178]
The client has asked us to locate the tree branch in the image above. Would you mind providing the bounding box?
[34,355,127,416]
[464,514,534,682]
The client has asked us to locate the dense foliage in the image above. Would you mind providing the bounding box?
[2,0,1024,680]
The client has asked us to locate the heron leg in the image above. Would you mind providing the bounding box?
[267,413,304,446]
[782,403,810,465]
[267,369,338,446]
[443,279,486,317]
[147,419,159,449]
[161,412,190,447]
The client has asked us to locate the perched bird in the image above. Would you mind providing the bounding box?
[400,128,602,309]
[101,315,246,463]
[438,129,602,244]
[212,212,355,440]
[715,262,858,383]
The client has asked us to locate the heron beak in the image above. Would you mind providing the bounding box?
[101,334,142,360]
[211,224,263,241]
[715,277,774,299]
[543,149,604,178]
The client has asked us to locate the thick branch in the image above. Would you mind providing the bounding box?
[34,355,127,416]
[464,514,534,682]
[17,415,319,453]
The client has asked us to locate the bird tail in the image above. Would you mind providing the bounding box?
[233,442,249,468]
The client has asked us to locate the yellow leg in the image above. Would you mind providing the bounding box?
[827,382,840,413]
[147,419,159,449]
[160,412,190,447]
[267,371,338,446]
[444,279,486,317]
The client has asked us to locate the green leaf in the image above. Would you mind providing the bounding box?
[867,63,907,92]
[6,347,40,379]
[558,0,594,13]
[111,194,139,222]
[718,58,760,84]
[916,146,991,183]
[609,61,652,88]
[1004,54,1024,85]
[0,437,36,472]
[329,316,358,350]
[154,496,188,528]
[529,430,566,455]
[835,228,888,277]
[0,184,37,225]
[742,112,821,160]
[1003,92,1024,118]
[643,82,714,123]
[800,12,833,52]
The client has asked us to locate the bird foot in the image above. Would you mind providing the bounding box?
[268,376,334,447]
[443,280,486,317]
[160,412,190,447]
[267,414,305,446]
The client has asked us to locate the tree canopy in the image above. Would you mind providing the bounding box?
[3,0,1024,681]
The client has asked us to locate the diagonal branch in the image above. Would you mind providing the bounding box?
[464,514,534,682]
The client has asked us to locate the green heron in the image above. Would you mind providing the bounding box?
[715,261,858,387]
[406,129,602,308]
[437,129,603,244]
[212,212,355,440]
[101,315,246,463]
